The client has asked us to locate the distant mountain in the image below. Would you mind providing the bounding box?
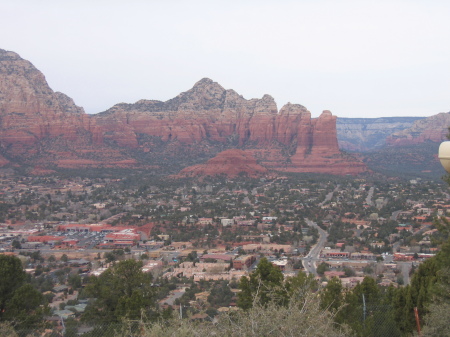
[386,112,450,146]
[0,49,366,176]
[336,114,450,179]
[339,113,450,179]
[336,117,425,152]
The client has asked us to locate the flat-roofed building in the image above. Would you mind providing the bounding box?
[320,249,350,259]
[233,255,256,270]
[200,254,233,263]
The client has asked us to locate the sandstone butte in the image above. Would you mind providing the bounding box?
[0,48,367,176]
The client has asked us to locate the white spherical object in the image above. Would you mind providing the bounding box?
[438,141,450,173]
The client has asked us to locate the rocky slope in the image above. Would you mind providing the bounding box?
[178,149,269,178]
[0,49,133,168]
[0,48,366,175]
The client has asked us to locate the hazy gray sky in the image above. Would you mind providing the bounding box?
[2,0,450,118]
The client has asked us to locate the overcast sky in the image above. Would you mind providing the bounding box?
[2,0,450,118]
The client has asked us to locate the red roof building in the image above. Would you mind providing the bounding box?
[27,236,61,243]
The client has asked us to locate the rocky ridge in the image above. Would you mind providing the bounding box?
[95,79,367,175]
[0,49,132,168]
[0,48,366,176]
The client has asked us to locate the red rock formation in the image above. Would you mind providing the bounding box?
[178,149,268,178]
[0,49,130,167]
[0,49,367,175]
[275,103,310,145]
[97,79,367,175]
[0,50,90,145]
[94,79,281,146]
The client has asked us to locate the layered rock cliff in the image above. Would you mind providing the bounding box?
[95,78,283,146]
[95,79,367,175]
[0,48,367,175]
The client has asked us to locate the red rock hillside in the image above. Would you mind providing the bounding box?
[0,48,367,175]
[0,49,135,168]
[178,149,269,178]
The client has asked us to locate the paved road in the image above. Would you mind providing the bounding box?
[303,218,328,276]
[392,240,401,253]
[319,185,340,207]
[390,210,403,221]
[399,261,412,285]
[365,187,374,206]
[163,288,186,305]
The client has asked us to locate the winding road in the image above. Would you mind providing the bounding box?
[303,218,328,276]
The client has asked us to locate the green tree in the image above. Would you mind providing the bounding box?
[3,284,47,327]
[0,255,26,317]
[207,281,234,308]
[83,259,157,323]
[104,251,116,263]
[320,277,343,314]
[285,270,318,297]
[0,255,47,330]
[11,240,21,249]
[68,274,82,290]
[237,257,286,309]
[186,251,198,262]
[316,262,329,276]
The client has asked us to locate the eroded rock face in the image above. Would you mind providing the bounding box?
[0,49,367,175]
[177,149,268,178]
[95,78,281,146]
[0,49,129,167]
[95,79,366,175]
[0,50,89,145]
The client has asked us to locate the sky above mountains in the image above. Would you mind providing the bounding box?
[2,1,450,118]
